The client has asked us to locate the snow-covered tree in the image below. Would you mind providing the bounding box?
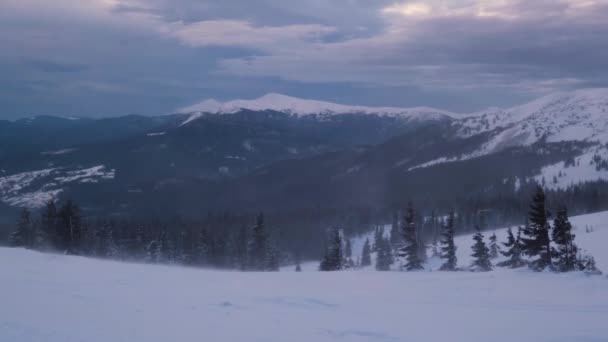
[497,227,525,268]
[399,203,423,271]
[521,187,552,271]
[439,210,457,271]
[375,237,392,271]
[488,233,500,259]
[552,207,578,272]
[470,226,492,272]
[320,227,343,271]
[360,238,372,267]
[9,208,33,248]
[248,213,268,271]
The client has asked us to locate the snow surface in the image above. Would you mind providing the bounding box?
[533,147,608,190]
[3,211,608,342]
[0,166,116,208]
[178,93,457,125]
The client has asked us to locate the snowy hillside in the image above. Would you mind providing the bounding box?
[349,210,608,273]
[0,166,115,208]
[179,93,457,125]
[3,212,608,342]
[459,88,608,152]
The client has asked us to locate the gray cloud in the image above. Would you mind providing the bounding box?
[0,0,607,118]
[23,58,90,73]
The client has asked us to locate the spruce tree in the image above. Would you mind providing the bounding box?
[521,186,552,271]
[320,227,342,271]
[248,213,268,271]
[497,227,525,268]
[375,237,392,271]
[551,207,577,272]
[439,210,457,271]
[399,203,423,271]
[470,226,492,272]
[40,198,58,249]
[57,200,82,254]
[373,226,383,252]
[488,233,500,259]
[360,238,372,267]
[9,208,33,248]
[389,212,401,251]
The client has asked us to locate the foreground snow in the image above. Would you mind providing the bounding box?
[2,211,608,342]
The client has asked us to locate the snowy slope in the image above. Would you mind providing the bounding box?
[0,166,115,208]
[179,93,458,125]
[3,208,608,342]
[460,88,608,152]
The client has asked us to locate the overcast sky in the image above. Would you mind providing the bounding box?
[1,0,607,119]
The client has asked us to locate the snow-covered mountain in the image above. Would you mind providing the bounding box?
[458,88,608,150]
[179,93,458,125]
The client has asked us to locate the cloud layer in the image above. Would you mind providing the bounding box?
[1,0,607,118]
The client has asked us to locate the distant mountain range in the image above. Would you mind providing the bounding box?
[1,89,607,219]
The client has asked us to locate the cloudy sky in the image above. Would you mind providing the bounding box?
[1,0,607,118]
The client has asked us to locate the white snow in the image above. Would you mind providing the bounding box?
[54,165,115,184]
[459,88,608,155]
[146,132,166,137]
[0,166,116,208]
[178,93,457,125]
[3,211,608,342]
[533,147,608,190]
[41,148,76,156]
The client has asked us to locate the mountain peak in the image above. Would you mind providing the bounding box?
[177,93,456,125]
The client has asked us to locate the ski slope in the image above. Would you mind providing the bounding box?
[2,211,608,342]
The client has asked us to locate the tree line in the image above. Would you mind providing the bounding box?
[319,186,601,274]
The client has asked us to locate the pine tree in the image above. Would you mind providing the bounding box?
[399,203,423,271]
[360,238,372,267]
[40,197,58,249]
[57,200,82,254]
[389,211,401,251]
[497,227,525,268]
[249,213,268,271]
[344,239,353,259]
[552,207,578,272]
[439,210,457,271]
[470,226,492,272]
[488,233,500,259]
[197,227,211,266]
[320,227,342,271]
[9,208,33,248]
[521,186,552,271]
[265,243,280,271]
[373,226,383,252]
[375,237,392,271]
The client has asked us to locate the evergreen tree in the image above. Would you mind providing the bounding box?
[375,237,392,271]
[360,238,372,267]
[344,239,353,259]
[265,243,280,271]
[488,233,500,259]
[197,227,211,266]
[497,227,525,268]
[320,227,342,271]
[439,210,457,271]
[40,197,58,249]
[9,208,33,248]
[399,203,423,271]
[57,200,82,254]
[521,186,552,271]
[249,213,268,271]
[552,207,578,272]
[389,211,401,251]
[373,226,383,252]
[470,226,492,272]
